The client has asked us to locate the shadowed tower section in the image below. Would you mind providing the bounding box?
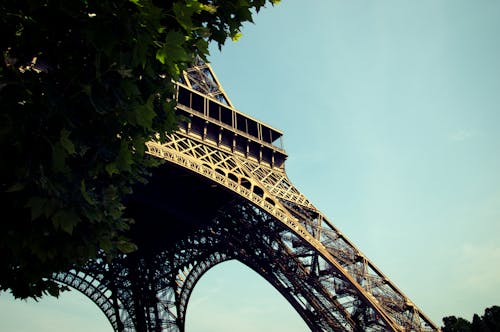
[53,59,439,332]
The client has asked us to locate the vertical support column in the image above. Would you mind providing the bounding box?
[109,269,125,332]
[203,96,208,118]
[203,120,208,140]
[187,114,192,134]
[130,260,147,332]
[148,266,162,332]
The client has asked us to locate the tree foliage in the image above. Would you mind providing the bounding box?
[442,306,500,332]
[0,0,279,299]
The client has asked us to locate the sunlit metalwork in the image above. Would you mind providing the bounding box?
[53,60,439,332]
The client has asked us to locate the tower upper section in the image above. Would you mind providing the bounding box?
[175,59,287,169]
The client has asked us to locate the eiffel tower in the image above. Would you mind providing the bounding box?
[52,58,439,332]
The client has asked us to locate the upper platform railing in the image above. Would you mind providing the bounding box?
[175,59,288,169]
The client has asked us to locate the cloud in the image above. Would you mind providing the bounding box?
[449,130,475,142]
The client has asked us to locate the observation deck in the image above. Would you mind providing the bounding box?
[175,81,287,170]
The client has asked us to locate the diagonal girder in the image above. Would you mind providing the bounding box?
[145,128,437,331]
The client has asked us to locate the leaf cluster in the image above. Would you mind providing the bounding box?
[0,0,278,299]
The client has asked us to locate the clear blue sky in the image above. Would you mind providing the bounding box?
[2,1,500,331]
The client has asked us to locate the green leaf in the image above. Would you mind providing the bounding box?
[173,2,195,30]
[173,0,216,30]
[231,32,243,41]
[132,33,152,69]
[105,162,119,176]
[6,182,25,192]
[129,0,143,6]
[25,196,47,221]
[117,67,133,78]
[83,206,104,223]
[43,199,58,218]
[60,129,75,155]
[195,38,209,56]
[132,135,146,156]
[156,50,166,65]
[116,141,133,172]
[52,210,80,234]
[99,238,113,253]
[135,94,156,129]
[52,143,68,173]
[156,30,190,77]
[237,6,253,23]
[116,239,138,254]
[80,179,95,205]
[81,84,91,96]
[199,3,217,14]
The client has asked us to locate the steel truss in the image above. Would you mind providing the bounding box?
[53,60,439,332]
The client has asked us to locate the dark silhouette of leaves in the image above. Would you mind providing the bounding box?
[1,0,279,299]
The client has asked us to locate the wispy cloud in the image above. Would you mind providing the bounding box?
[449,130,476,142]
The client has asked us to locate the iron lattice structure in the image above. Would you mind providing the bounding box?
[53,60,439,332]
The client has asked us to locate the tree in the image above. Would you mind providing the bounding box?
[442,306,500,332]
[0,0,279,299]
[472,314,488,332]
[442,316,472,332]
[482,306,500,331]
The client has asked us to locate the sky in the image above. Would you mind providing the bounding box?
[2,1,500,331]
